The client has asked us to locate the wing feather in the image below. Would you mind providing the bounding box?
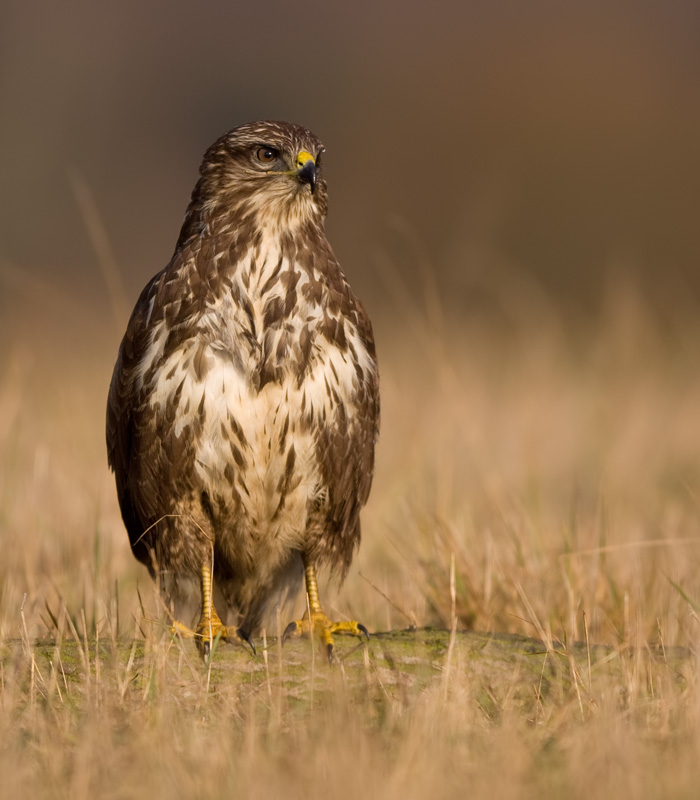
[106,271,164,566]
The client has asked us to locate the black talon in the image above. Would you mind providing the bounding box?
[358,623,370,641]
[281,621,299,646]
[326,643,334,664]
[202,640,211,659]
[237,628,256,656]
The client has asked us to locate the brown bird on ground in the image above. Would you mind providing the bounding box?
[106,121,379,660]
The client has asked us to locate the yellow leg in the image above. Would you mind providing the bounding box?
[170,565,255,658]
[282,561,369,661]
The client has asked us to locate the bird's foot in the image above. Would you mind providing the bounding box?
[282,611,369,662]
[170,613,255,658]
[196,608,256,658]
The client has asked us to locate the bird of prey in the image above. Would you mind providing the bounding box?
[106,121,379,659]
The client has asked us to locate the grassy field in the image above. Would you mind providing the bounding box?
[2,272,700,799]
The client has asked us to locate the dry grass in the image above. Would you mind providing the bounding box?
[2,270,700,799]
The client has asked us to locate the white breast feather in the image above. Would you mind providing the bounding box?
[139,240,372,562]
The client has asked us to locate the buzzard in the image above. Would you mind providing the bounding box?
[106,121,379,659]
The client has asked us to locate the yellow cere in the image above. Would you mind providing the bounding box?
[296,150,315,168]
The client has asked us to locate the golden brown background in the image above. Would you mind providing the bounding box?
[3,0,700,636]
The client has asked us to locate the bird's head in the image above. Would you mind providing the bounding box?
[188,121,329,239]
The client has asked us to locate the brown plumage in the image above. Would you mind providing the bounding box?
[106,121,379,653]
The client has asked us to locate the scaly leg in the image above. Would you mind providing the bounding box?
[170,565,255,658]
[282,561,369,661]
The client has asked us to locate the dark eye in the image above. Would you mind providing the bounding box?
[256,146,278,163]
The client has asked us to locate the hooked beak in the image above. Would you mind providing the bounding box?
[295,150,317,193]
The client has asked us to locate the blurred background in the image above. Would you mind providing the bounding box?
[2,0,700,322]
[5,8,700,795]
[2,0,700,643]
